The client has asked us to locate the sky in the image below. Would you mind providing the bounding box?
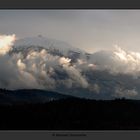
[1,10,140,53]
[1,11,140,99]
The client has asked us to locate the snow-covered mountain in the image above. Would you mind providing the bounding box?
[12,36,89,63]
[2,35,140,100]
[14,36,84,54]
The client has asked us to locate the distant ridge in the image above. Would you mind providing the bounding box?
[0,88,77,105]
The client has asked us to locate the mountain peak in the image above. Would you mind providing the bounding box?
[14,36,85,55]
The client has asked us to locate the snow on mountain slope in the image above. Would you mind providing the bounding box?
[12,35,89,64]
[14,36,85,55]
[1,34,140,100]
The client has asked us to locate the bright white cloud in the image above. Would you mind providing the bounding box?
[0,34,16,55]
[0,34,140,99]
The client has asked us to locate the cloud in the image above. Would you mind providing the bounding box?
[113,87,138,98]
[0,34,16,55]
[89,83,100,94]
[59,57,71,66]
[0,34,89,90]
[0,34,140,99]
[89,45,140,76]
[62,64,89,88]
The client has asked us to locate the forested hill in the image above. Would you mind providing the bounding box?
[0,88,77,104]
[0,97,140,130]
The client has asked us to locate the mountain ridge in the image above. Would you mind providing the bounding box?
[0,88,78,105]
[14,36,86,54]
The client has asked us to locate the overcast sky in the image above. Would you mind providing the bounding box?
[0,10,140,53]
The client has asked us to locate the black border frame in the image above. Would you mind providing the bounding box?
[0,0,140,9]
[1,0,140,139]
